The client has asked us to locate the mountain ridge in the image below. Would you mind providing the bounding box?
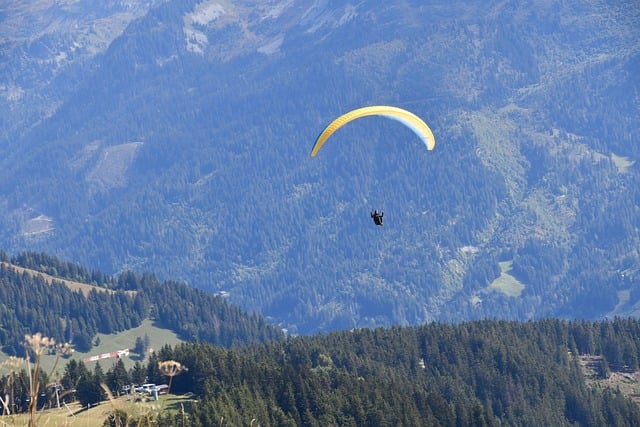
[0,260,130,297]
[0,251,283,354]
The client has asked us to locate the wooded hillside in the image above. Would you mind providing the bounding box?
[142,319,640,425]
[0,251,282,355]
[5,318,638,426]
[2,251,640,425]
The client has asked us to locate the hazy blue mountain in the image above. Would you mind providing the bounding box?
[1,0,639,334]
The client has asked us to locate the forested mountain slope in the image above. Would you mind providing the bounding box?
[5,317,640,425]
[0,251,282,355]
[0,0,639,333]
[118,318,640,425]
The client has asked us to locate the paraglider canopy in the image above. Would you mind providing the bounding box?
[311,105,435,227]
[310,105,436,157]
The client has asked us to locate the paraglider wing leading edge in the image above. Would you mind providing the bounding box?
[310,106,436,157]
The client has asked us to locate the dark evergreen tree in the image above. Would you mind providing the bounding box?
[106,358,131,395]
[130,361,147,386]
[76,371,105,408]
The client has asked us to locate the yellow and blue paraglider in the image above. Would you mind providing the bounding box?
[310,105,435,157]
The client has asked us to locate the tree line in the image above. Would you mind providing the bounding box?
[4,318,640,426]
[144,318,640,425]
[0,251,282,355]
[3,249,640,426]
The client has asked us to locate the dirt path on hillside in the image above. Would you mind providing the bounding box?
[1,261,136,297]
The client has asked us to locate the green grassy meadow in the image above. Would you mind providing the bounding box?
[1,319,183,379]
[0,393,196,426]
[489,261,525,297]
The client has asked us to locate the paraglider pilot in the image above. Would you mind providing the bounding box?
[371,210,384,226]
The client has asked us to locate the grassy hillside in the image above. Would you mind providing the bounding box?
[0,319,185,376]
[0,252,282,360]
[0,261,131,297]
[0,260,180,365]
[0,394,194,427]
[488,261,525,297]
